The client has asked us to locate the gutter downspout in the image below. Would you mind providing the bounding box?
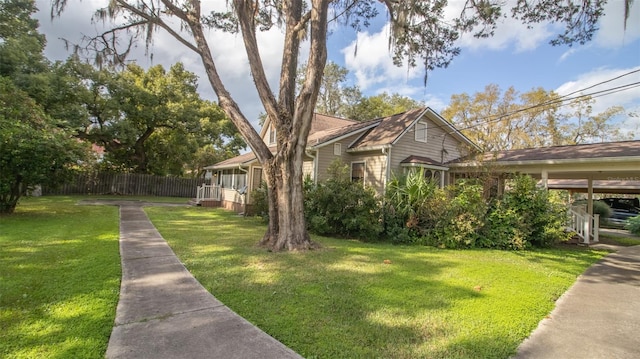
[305,149,318,184]
[238,165,248,216]
[381,145,391,195]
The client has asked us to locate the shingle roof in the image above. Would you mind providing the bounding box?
[307,119,380,147]
[209,108,479,169]
[209,114,360,169]
[479,140,640,162]
[400,155,443,167]
[204,151,258,169]
[310,113,358,133]
[350,108,427,149]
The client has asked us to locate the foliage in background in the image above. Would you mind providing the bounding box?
[626,215,640,236]
[304,160,382,240]
[442,84,630,152]
[593,200,613,224]
[65,60,244,176]
[0,79,86,213]
[294,61,425,121]
[0,1,87,214]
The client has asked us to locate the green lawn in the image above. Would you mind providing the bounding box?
[598,234,640,247]
[146,206,610,359]
[0,197,121,359]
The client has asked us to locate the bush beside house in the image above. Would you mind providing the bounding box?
[626,216,640,236]
[252,163,572,249]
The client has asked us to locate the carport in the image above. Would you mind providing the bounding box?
[450,140,640,243]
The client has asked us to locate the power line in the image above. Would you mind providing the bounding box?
[444,72,640,134]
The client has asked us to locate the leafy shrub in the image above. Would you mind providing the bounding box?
[304,160,382,240]
[383,169,440,243]
[425,180,487,248]
[592,200,612,224]
[626,215,640,235]
[494,175,571,248]
[480,201,528,249]
[250,181,269,222]
[383,170,486,248]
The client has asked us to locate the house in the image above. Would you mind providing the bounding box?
[199,107,479,212]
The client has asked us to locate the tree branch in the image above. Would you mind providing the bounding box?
[233,0,279,126]
[183,0,271,163]
[113,0,201,54]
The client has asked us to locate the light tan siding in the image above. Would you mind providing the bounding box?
[389,119,469,175]
[314,133,364,182]
[302,160,314,180]
[348,152,387,194]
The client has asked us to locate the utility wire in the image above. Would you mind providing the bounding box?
[442,70,640,134]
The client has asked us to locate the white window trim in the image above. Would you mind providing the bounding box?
[350,161,366,184]
[268,125,277,145]
[333,143,342,156]
[414,121,427,143]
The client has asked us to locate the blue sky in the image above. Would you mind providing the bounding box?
[35,0,640,139]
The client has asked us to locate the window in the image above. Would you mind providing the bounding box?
[333,143,342,156]
[268,125,277,145]
[220,169,247,189]
[414,121,427,142]
[221,170,233,188]
[351,162,365,183]
[234,172,247,190]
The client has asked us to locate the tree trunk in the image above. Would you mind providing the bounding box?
[259,145,316,251]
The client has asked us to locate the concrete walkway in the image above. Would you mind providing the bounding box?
[514,243,640,358]
[102,201,302,359]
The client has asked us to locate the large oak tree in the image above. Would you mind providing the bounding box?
[52,0,615,251]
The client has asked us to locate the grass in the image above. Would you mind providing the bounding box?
[76,194,191,203]
[598,234,640,247]
[145,206,610,359]
[0,197,121,359]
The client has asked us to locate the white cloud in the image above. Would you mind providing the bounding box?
[443,0,554,53]
[556,66,640,114]
[556,66,640,139]
[558,48,579,63]
[342,24,421,91]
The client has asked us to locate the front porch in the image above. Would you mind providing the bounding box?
[194,184,250,213]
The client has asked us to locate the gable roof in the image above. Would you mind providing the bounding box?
[307,119,381,149]
[349,107,480,152]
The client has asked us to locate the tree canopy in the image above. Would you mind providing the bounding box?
[67,60,244,176]
[0,0,85,213]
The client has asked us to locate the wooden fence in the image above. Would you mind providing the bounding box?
[43,172,201,198]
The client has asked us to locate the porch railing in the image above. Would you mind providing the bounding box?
[196,184,221,203]
[568,208,599,244]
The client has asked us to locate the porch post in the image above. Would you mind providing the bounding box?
[541,170,548,189]
[587,177,594,244]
